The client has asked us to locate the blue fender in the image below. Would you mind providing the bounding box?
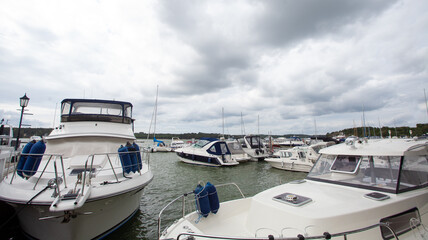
[17,141,35,178]
[205,182,220,213]
[22,141,46,178]
[194,184,210,217]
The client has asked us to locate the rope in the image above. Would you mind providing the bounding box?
[0,185,50,230]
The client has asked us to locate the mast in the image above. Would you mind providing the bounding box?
[240,112,246,136]
[153,85,159,139]
[378,117,383,138]
[222,107,225,138]
[362,104,367,137]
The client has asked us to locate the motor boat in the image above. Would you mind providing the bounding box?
[226,139,251,163]
[265,141,336,172]
[240,135,270,161]
[274,136,305,147]
[305,141,335,163]
[170,137,185,150]
[264,146,312,172]
[175,138,239,167]
[159,138,428,239]
[0,99,153,240]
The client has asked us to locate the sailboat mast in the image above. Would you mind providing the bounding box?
[153,85,159,138]
[222,107,225,138]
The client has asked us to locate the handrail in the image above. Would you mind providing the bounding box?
[158,182,246,239]
[174,222,396,240]
[9,150,148,191]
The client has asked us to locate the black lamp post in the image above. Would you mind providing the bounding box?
[15,93,30,150]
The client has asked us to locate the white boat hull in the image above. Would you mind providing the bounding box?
[177,155,238,167]
[12,184,148,240]
[265,159,312,172]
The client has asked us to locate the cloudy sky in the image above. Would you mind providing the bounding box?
[1,0,427,136]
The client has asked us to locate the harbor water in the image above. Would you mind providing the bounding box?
[4,146,306,239]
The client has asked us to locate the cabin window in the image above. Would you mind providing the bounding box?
[398,155,428,192]
[380,208,421,239]
[330,155,361,174]
[61,101,71,115]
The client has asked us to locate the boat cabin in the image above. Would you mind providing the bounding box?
[60,99,133,124]
[307,139,428,194]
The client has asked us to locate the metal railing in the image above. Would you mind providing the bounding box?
[158,182,246,239]
[173,222,396,240]
[7,150,150,192]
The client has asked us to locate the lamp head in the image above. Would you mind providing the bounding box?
[20,93,30,108]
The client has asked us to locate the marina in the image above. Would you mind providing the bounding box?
[2,146,307,239]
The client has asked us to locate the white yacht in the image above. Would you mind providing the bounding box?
[240,135,270,161]
[265,147,312,172]
[265,142,336,172]
[0,99,153,240]
[175,138,239,167]
[159,138,428,239]
[170,137,185,150]
[226,139,251,163]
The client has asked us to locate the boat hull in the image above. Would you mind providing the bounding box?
[177,154,238,167]
[265,159,312,172]
[10,186,147,240]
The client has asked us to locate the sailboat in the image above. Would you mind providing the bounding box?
[147,86,171,152]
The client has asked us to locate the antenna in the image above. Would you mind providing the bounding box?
[52,102,58,128]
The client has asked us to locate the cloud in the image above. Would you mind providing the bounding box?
[0,0,427,135]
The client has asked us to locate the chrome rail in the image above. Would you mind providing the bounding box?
[174,222,398,240]
[8,150,149,191]
[158,182,246,240]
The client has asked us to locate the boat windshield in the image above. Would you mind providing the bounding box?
[193,139,212,148]
[245,136,263,148]
[226,141,245,154]
[307,152,428,194]
[60,99,133,124]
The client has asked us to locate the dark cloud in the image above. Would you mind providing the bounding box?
[253,0,396,47]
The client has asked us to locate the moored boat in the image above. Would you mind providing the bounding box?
[264,146,312,172]
[226,139,251,163]
[170,137,185,150]
[175,138,239,167]
[160,138,428,239]
[0,99,153,240]
[240,135,270,161]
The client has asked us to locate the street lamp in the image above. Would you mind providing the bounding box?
[15,93,30,150]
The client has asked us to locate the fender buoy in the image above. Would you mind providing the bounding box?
[126,143,138,173]
[22,141,46,178]
[205,182,219,214]
[118,145,132,174]
[132,142,142,170]
[17,141,35,178]
[194,184,210,217]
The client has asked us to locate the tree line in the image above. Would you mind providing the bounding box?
[5,123,427,140]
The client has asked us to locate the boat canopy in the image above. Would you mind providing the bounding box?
[60,99,133,124]
[206,141,231,156]
[307,139,428,194]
